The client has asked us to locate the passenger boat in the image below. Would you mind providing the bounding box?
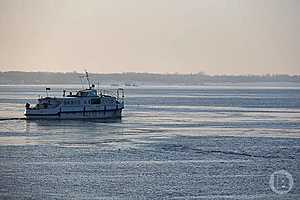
[24,71,124,119]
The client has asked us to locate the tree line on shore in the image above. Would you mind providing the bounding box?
[0,71,299,85]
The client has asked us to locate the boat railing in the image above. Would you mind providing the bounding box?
[98,88,124,102]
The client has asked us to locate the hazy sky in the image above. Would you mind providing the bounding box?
[0,0,299,74]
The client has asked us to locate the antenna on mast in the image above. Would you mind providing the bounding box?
[84,69,91,89]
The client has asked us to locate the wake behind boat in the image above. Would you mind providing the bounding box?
[24,71,124,119]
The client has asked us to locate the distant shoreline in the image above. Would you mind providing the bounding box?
[1,71,299,85]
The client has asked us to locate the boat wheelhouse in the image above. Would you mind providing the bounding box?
[24,72,124,119]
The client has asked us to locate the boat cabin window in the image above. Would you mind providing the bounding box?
[76,90,97,97]
[63,99,80,105]
[89,90,97,96]
[91,98,101,104]
[77,91,87,97]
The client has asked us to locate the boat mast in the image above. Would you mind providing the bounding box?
[85,70,91,89]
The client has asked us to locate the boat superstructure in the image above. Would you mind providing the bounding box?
[24,72,124,119]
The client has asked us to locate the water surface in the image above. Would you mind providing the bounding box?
[0,85,299,199]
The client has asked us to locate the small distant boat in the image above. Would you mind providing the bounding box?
[110,83,119,87]
[124,82,138,87]
[24,71,124,120]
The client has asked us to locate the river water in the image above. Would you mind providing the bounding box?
[0,84,299,199]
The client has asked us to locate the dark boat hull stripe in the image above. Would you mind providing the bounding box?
[25,108,123,116]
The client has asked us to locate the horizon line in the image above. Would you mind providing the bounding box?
[1,70,299,76]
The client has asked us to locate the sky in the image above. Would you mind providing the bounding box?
[0,0,299,75]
